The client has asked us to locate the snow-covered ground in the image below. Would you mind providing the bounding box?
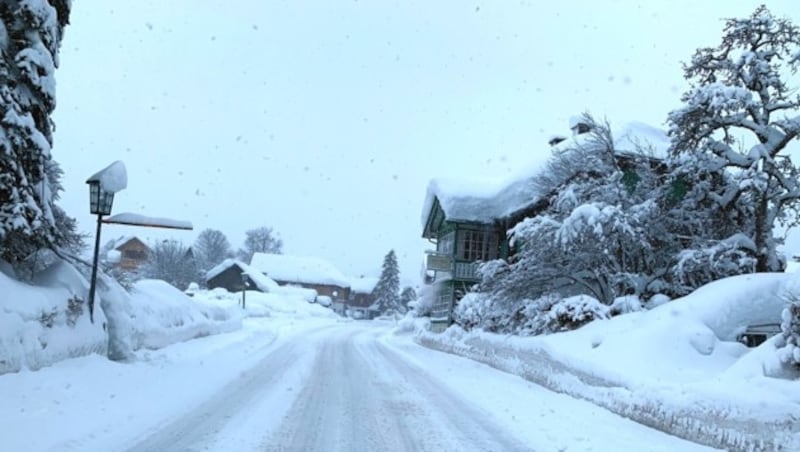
[414,273,800,450]
[1,317,714,452]
[4,263,798,451]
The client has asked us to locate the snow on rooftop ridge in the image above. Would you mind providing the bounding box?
[421,119,668,230]
[86,161,127,193]
[249,253,350,288]
[552,120,670,158]
[111,235,137,250]
[421,165,544,228]
[205,258,279,293]
[350,276,380,294]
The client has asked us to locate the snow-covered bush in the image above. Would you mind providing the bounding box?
[777,291,800,370]
[1,260,106,375]
[541,295,610,333]
[454,292,609,336]
[410,284,436,317]
[453,292,530,334]
[609,295,643,316]
[670,234,757,296]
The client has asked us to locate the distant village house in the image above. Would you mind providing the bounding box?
[107,236,150,272]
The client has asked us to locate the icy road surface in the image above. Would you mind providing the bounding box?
[2,319,715,451]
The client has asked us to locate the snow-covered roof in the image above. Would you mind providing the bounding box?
[421,171,542,228]
[421,121,669,230]
[350,276,379,294]
[205,258,279,293]
[111,235,146,250]
[86,161,127,193]
[249,253,350,288]
[552,121,670,158]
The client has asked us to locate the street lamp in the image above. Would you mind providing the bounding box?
[241,272,248,309]
[86,161,127,323]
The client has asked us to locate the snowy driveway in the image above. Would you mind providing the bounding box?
[2,319,715,451]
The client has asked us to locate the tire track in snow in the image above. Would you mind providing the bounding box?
[125,338,316,452]
[262,326,532,452]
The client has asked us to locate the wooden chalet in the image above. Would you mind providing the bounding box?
[205,258,279,293]
[110,236,150,272]
[249,253,351,303]
[421,119,670,332]
[347,276,380,319]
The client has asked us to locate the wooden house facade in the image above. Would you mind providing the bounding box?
[249,253,351,304]
[421,120,670,332]
[112,237,150,272]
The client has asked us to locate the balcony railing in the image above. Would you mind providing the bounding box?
[453,261,480,281]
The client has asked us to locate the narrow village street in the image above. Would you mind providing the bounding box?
[115,321,713,452]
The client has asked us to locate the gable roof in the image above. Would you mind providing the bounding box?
[205,258,279,292]
[421,120,669,237]
[249,253,350,288]
[349,276,380,294]
[111,236,149,251]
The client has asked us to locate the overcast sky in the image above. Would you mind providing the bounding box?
[52,1,798,284]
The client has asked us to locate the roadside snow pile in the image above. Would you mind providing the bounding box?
[195,288,337,320]
[418,273,800,451]
[118,280,242,351]
[0,261,106,375]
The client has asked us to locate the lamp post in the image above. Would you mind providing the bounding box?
[85,161,126,324]
[86,179,115,323]
[241,272,248,310]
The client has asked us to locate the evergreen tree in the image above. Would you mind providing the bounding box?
[0,0,73,263]
[667,5,800,273]
[237,226,283,263]
[372,249,401,314]
[399,286,417,311]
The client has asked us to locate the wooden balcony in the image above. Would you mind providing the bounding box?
[452,261,480,281]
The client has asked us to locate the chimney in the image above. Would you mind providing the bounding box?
[569,116,592,135]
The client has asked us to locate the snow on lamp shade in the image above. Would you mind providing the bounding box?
[86,161,126,215]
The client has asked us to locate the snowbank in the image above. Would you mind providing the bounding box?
[415,273,800,451]
[120,280,242,351]
[195,288,338,320]
[0,261,106,375]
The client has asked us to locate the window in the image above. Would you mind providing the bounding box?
[457,229,498,261]
[437,231,455,255]
[123,249,147,260]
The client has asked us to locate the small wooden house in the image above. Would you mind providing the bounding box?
[347,276,380,319]
[110,236,150,272]
[205,258,278,293]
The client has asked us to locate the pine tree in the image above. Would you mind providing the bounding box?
[372,249,400,314]
[399,286,417,311]
[0,0,73,263]
[667,5,800,272]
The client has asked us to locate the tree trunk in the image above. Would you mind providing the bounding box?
[754,192,771,272]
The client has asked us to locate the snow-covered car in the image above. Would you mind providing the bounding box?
[315,295,332,307]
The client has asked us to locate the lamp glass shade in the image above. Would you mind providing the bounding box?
[88,182,100,214]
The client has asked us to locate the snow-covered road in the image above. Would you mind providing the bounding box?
[2,319,715,451]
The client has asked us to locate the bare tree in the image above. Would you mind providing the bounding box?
[194,228,234,274]
[667,5,800,272]
[237,227,283,263]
